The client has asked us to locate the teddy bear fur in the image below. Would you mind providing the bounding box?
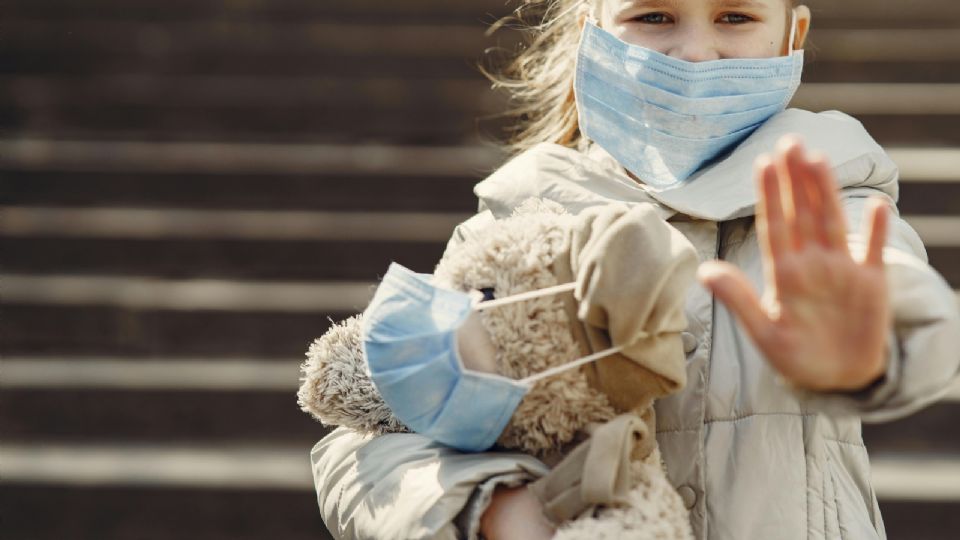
[556,448,693,540]
[429,198,620,455]
[300,314,408,436]
[298,199,692,539]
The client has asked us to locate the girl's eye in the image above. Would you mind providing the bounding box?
[632,12,673,24]
[718,13,755,24]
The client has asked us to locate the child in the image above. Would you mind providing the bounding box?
[310,1,960,539]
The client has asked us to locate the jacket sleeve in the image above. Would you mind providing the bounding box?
[311,428,548,540]
[443,209,495,256]
[794,187,960,422]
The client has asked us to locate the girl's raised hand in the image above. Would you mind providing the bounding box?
[698,135,891,392]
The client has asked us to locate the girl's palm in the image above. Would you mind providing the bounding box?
[699,136,891,392]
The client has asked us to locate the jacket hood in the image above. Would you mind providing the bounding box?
[475,109,899,222]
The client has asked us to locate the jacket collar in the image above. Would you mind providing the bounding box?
[476,109,899,222]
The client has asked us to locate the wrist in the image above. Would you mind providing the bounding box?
[480,485,555,540]
[836,343,889,392]
[807,339,889,393]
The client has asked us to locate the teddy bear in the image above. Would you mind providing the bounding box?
[298,198,698,539]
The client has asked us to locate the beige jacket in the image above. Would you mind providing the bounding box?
[310,109,960,540]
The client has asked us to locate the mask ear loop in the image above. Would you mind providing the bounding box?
[520,343,625,386]
[473,282,577,311]
[787,9,798,55]
[471,279,627,386]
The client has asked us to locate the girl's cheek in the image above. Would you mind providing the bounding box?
[728,31,785,58]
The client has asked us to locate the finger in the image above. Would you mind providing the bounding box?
[863,196,889,267]
[776,136,818,250]
[807,152,851,254]
[786,144,836,249]
[756,155,789,264]
[698,261,778,350]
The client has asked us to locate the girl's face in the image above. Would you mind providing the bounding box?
[596,0,811,61]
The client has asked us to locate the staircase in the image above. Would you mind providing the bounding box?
[2,0,958,538]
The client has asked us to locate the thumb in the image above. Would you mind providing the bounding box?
[697,260,776,350]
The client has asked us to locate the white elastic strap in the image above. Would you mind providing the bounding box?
[474,282,577,311]
[520,344,626,386]
[788,9,798,54]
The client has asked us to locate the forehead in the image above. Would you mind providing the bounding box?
[604,0,783,9]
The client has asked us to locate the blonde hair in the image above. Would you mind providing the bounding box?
[482,0,587,155]
[482,0,800,155]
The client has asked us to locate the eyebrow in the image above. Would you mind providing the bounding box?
[711,0,770,9]
[625,0,770,8]
[626,0,677,7]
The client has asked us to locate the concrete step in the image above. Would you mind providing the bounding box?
[2,357,300,391]
[3,444,960,540]
[0,237,448,281]
[8,76,960,116]
[878,501,960,540]
[6,0,512,23]
[1,232,957,285]
[3,75,504,115]
[0,388,326,446]
[901,184,960,216]
[1,142,958,212]
[8,0,960,26]
[4,141,953,181]
[5,444,960,497]
[8,79,960,118]
[3,380,958,450]
[3,170,958,216]
[0,140,504,176]
[0,483,332,540]
[3,303,346,357]
[7,49,960,84]
[7,94,960,146]
[2,170,480,211]
[1,98,500,145]
[804,0,960,27]
[927,248,960,287]
[1,274,378,312]
[863,402,960,455]
[0,21,505,74]
[5,20,960,80]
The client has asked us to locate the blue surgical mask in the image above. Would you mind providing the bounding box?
[574,11,804,191]
[362,262,623,452]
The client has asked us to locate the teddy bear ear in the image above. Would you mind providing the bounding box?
[297,314,409,435]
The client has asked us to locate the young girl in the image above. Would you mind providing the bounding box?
[310,1,960,538]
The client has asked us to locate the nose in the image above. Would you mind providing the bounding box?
[667,23,720,62]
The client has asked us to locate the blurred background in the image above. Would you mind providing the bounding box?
[1,0,958,538]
